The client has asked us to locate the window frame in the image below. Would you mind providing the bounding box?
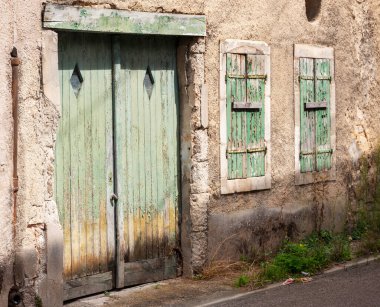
[294,44,336,185]
[220,40,271,194]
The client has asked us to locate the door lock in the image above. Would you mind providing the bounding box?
[110,193,119,203]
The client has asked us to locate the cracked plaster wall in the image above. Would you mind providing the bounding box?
[1,1,60,305]
[0,0,16,304]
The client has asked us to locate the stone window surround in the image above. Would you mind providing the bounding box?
[220,39,271,194]
[294,44,337,185]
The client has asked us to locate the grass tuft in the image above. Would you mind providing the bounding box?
[234,275,250,287]
[259,231,351,283]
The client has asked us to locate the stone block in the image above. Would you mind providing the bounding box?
[15,248,38,283]
[42,30,60,111]
[192,129,208,162]
[45,223,63,307]
[14,252,25,285]
[200,84,208,129]
[190,193,209,232]
[191,231,208,273]
[23,249,38,279]
[191,161,209,194]
[189,54,205,85]
[189,38,206,54]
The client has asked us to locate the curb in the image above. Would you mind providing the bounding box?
[198,254,380,307]
[323,254,380,275]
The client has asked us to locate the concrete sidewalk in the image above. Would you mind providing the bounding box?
[65,256,380,307]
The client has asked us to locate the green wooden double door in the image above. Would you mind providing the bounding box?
[55,33,180,300]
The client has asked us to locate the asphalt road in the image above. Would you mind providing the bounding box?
[209,261,380,307]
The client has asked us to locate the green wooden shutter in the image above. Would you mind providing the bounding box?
[226,53,266,180]
[300,58,332,173]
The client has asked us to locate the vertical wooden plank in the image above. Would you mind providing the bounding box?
[300,58,316,173]
[149,37,159,260]
[226,54,233,179]
[230,54,238,179]
[239,55,247,178]
[123,39,132,265]
[316,59,332,171]
[58,33,73,280]
[91,36,101,275]
[69,33,81,279]
[145,37,154,260]
[129,37,142,262]
[173,39,180,250]
[127,38,137,262]
[138,37,147,261]
[113,35,124,288]
[117,36,130,268]
[173,42,180,251]
[56,41,64,227]
[167,38,178,251]
[122,38,135,264]
[105,34,115,279]
[235,54,246,179]
[78,34,87,277]
[84,35,95,276]
[246,54,266,177]
[161,38,170,255]
[227,53,246,179]
[156,40,165,258]
[228,53,236,179]
[98,36,110,274]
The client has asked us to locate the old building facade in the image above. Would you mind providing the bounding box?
[0,0,379,305]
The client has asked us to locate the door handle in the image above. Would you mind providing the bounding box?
[110,193,119,203]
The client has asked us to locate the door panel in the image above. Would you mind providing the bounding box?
[56,33,180,299]
[56,32,114,300]
[114,36,180,286]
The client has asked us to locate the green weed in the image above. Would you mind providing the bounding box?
[259,231,351,283]
[35,296,43,307]
[234,275,250,287]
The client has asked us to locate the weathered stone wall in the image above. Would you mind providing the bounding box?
[0,0,379,305]
[206,0,380,260]
[0,0,16,305]
[177,37,209,274]
[0,1,61,305]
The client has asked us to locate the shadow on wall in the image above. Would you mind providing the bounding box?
[208,201,345,262]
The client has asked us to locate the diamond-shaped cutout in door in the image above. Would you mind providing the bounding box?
[70,64,84,97]
[143,66,155,99]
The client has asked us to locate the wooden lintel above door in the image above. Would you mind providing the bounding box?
[43,4,206,37]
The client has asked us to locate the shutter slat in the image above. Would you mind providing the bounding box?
[227,54,246,179]
[300,58,316,173]
[315,59,332,171]
[246,54,265,177]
